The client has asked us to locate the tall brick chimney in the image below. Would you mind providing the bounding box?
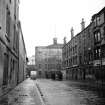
[81,18,85,31]
[71,27,74,39]
[53,38,57,45]
[63,37,66,44]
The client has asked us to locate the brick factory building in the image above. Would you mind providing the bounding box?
[35,38,63,78]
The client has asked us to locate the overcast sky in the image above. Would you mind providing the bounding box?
[19,0,105,57]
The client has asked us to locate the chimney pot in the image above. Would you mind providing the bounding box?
[71,27,74,39]
[81,18,85,31]
[64,37,66,44]
[53,38,57,45]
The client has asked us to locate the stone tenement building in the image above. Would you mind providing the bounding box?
[35,38,63,78]
[92,7,105,80]
[18,21,27,83]
[63,7,105,81]
[0,0,27,89]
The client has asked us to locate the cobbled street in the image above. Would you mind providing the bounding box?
[0,79,105,105]
[36,79,105,105]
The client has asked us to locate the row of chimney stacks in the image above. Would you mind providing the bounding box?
[53,18,85,45]
[64,18,85,44]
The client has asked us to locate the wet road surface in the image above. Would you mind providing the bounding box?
[0,78,42,105]
[0,79,105,105]
[36,79,105,105]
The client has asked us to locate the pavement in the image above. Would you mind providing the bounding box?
[0,85,11,98]
[0,78,45,105]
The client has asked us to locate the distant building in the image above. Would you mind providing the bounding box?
[35,38,63,78]
[26,55,36,77]
[26,65,37,77]
[28,55,35,65]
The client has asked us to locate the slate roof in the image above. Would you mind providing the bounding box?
[46,43,63,49]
